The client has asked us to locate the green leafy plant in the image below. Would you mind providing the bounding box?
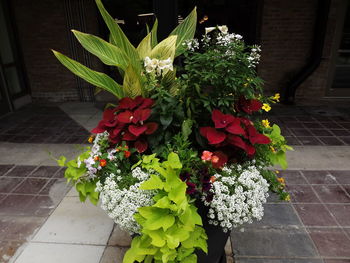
[52,0,197,99]
[123,153,207,263]
[57,149,100,205]
[264,124,293,169]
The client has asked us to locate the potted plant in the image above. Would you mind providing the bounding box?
[54,1,292,262]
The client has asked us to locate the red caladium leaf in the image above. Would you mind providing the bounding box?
[138,98,154,109]
[227,135,248,151]
[116,110,133,123]
[91,120,107,134]
[133,96,145,107]
[247,125,271,144]
[245,144,256,156]
[227,134,256,155]
[133,109,151,123]
[112,126,124,136]
[212,151,228,168]
[238,96,263,114]
[240,117,254,127]
[225,119,245,135]
[212,109,235,128]
[122,131,138,141]
[145,122,158,134]
[134,140,148,153]
[128,125,148,137]
[117,97,137,110]
[109,136,121,144]
[103,108,116,121]
[200,127,211,138]
[206,127,226,144]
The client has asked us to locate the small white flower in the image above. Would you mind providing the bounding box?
[205,27,216,34]
[218,25,228,34]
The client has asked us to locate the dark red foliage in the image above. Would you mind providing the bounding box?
[186,182,197,194]
[236,96,263,114]
[200,109,271,160]
[211,151,228,168]
[91,96,158,153]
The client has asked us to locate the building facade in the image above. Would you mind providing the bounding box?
[0,0,349,116]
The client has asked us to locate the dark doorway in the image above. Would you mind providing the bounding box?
[0,0,29,116]
[178,0,262,44]
[331,0,350,92]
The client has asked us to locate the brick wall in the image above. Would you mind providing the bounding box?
[11,0,102,102]
[259,0,339,101]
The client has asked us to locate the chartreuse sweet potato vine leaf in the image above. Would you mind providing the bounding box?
[56,148,99,205]
[53,0,197,99]
[265,124,294,169]
[123,153,207,263]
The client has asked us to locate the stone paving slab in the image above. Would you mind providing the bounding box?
[59,102,102,131]
[232,169,350,262]
[0,142,87,166]
[231,228,319,258]
[286,146,350,170]
[235,258,324,263]
[12,242,105,263]
[0,106,90,144]
[33,196,114,245]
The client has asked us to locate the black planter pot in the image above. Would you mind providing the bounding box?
[195,200,230,263]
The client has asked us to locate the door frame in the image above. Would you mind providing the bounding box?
[325,0,350,98]
[0,0,30,115]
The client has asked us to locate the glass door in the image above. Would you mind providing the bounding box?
[0,0,29,115]
[327,0,350,97]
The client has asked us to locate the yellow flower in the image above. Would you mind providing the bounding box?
[88,136,94,143]
[284,194,291,201]
[262,119,271,128]
[273,93,280,102]
[275,170,280,174]
[262,103,271,112]
[277,177,285,185]
[270,146,276,153]
[243,83,248,87]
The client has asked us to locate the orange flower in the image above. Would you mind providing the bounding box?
[88,136,94,143]
[99,159,107,167]
[201,151,213,161]
[124,151,131,158]
[210,176,216,183]
[277,177,285,185]
[94,156,100,161]
[211,155,219,163]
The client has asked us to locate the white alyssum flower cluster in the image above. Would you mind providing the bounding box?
[204,165,269,233]
[216,33,243,47]
[183,39,199,51]
[95,167,155,234]
[144,56,173,76]
[82,131,109,179]
[247,45,261,68]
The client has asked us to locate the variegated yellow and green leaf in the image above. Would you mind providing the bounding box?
[137,33,152,59]
[170,7,197,57]
[123,65,143,98]
[150,35,177,61]
[52,50,124,99]
[95,0,140,70]
[72,30,129,70]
